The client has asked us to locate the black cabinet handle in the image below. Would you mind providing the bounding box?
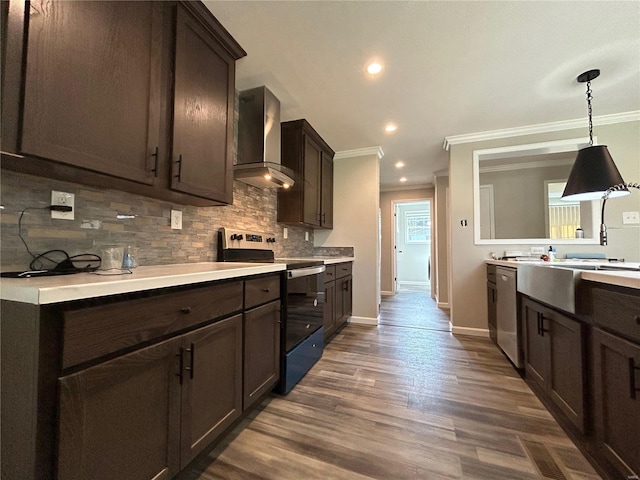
[181,306,192,314]
[539,314,548,337]
[636,315,640,325]
[322,212,326,224]
[344,281,349,292]
[262,288,270,293]
[630,358,640,400]
[174,154,182,180]
[151,146,159,177]
[186,343,195,380]
[537,312,542,336]
[176,348,184,385]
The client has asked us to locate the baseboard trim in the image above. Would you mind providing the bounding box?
[381,290,395,296]
[398,281,430,286]
[451,326,489,338]
[437,301,450,309]
[348,316,378,326]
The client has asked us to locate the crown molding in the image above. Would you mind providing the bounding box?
[334,146,384,160]
[443,111,640,151]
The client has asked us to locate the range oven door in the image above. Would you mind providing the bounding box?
[285,265,325,352]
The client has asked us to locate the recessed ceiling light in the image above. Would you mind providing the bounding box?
[385,124,397,133]
[395,161,404,168]
[367,62,383,75]
[399,177,407,182]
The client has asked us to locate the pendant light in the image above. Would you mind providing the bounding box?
[561,69,629,201]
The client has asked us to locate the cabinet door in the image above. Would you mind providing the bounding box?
[57,337,182,480]
[592,328,640,477]
[180,314,242,467]
[323,281,336,340]
[244,301,281,410]
[548,312,585,433]
[303,135,322,226]
[522,299,548,389]
[21,1,162,185]
[342,275,353,320]
[171,4,235,203]
[487,282,497,344]
[320,152,334,228]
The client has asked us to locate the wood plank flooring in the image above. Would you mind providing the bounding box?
[180,291,601,480]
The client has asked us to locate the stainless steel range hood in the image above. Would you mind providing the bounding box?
[235,86,295,189]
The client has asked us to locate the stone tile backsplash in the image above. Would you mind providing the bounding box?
[0,170,315,271]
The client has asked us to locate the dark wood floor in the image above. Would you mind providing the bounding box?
[182,291,601,480]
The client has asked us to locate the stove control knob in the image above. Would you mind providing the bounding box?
[266,237,276,243]
[230,234,243,241]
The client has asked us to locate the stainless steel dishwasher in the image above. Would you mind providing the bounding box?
[496,266,521,368]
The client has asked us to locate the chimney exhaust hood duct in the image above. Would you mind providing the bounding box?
[234,86,295,189]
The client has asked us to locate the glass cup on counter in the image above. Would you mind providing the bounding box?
[122,245,138,269]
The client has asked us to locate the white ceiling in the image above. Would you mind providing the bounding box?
[204,1,640,189]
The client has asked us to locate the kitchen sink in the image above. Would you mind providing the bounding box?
[517,264,585,314]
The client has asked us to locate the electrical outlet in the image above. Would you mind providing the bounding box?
[530,246,545,255]
[622,211,640,224]
[171,210,182,230]
[51,190,75,220]
[283,227,288,239]
[304,231,309,241]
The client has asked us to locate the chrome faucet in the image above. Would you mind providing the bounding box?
[600,182,640,245]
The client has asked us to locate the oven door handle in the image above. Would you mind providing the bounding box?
[288,265,326,279]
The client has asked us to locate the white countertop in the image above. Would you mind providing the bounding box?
[486,259,640,290]
[0,262,285,305]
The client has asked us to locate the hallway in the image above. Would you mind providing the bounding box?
[379,289,451,332]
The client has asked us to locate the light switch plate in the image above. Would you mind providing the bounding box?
[171,210,182,229]
[283,227,288,239]
[622,211,640,224]
[51,190,75,220]
[305,231,309,241]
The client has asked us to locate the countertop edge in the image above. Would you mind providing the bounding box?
[1,263,286,305]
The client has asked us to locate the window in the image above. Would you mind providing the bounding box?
[405,210,430,243]
[546,181,580,239]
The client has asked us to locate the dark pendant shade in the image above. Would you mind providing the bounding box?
[561,145,629,201]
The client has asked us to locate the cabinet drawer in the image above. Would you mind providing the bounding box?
[592,288,640,343]
[245,275,280,309]
[62,281,243,368]
[324,265,336,281]
[335,262,352,279]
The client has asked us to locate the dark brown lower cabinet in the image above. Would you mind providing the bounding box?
[323,280,336,339]
[180,315,243,467]
[521,297,586,433]
[57,336,183,480]
[335,274,352,330]
[243,301,281,410]
[57,315,243,480]
[592,327,640,477]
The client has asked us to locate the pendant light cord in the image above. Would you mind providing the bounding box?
[586,80,594,146]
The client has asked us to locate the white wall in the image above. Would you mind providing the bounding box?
[448,120,640,336]
[315,148,382,323]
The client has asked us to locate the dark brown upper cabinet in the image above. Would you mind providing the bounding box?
[278,119,335,228]
[0,1,245,206]
[170,3,236,203]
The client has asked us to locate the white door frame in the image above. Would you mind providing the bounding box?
[391,198,433,297]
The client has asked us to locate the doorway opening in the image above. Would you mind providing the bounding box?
[392,200,432,295]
